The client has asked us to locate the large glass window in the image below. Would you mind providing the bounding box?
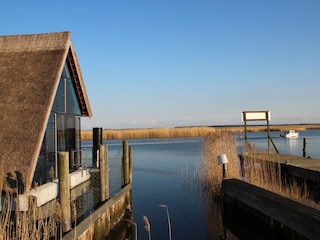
[66,79,81,115]
[33,62,82,185]
[52,78,64,113]
[52,63,81,115]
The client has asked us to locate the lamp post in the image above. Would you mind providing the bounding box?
[217,154,228,178]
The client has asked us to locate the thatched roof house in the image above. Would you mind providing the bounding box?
[0,32,92,192]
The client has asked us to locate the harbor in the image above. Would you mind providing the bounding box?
[0,30,319,240]
[86,129,320,239]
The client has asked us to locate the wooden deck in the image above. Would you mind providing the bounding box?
[241,153,320,182]
[223,179,320,239]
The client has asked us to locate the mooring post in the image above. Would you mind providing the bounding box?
[58,152,71,233]
[100,144,110,202]
[129,146,133,183]
[122,140,129,186]
[93,127,103,168]
[303,138,306,158]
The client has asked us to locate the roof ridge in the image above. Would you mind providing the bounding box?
[0,32,71,52]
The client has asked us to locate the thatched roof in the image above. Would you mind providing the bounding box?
[0,32,92,192]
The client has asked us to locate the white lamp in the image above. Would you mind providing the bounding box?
[217,154,228,165]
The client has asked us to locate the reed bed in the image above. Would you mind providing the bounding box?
[0,173,65,240]
[199,130,320,239]
[199,130,240,239]
[240,143,315,205]
[0,195,61,239]
[200,130,241,195]
[81,127,216,140]
[81,124,320,140]
[200,131,319,209]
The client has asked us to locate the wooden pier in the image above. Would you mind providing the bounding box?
[241,153,320,183]
[63,184,132,240]
[222,153,320,239]
[223,179,320,239]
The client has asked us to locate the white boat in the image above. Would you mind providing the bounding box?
[280,130,299,138]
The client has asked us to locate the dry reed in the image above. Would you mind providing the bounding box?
[80,124,320,140]
[0,174,65,239]
[200,131,319,210]
[142,215,151,240]
[71,201,77,240]
[200,130,240,196]
[81,127,215,140]
[199,130,240,239]
[0,193,58,239]
[159,205,172,240]
[199,130,320,239]
[240,142,316,205]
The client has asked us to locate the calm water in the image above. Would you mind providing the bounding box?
[81,129,320,239]
[238,129,320,158]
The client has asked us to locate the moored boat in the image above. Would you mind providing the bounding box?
[280,130,299,138]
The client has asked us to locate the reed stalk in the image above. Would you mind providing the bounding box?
[124,219,138,240]
[0,192,58,239]
[142,215,151,240]
[159,205,172,240]
[71,201,77,240]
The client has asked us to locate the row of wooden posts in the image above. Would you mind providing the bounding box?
[57,127,132,234]
[92,127,132,199]
[98,140,133,202]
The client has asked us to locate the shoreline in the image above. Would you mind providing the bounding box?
[80,124,320,140]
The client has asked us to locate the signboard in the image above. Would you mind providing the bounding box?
[242,111,271,121]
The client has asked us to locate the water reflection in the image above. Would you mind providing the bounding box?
[284,138,299,154]
[105,212,135,240]
[201,187,238,240]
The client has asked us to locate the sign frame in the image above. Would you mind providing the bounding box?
[242,111,271,121]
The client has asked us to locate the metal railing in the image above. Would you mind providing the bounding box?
[70,149,88,169]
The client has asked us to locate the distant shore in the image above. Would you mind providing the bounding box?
[80,124,320,140]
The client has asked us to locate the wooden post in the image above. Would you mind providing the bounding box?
[266,112,271,153]
[129,146,133,183]
[218,154,228,179]
[100,144,109,202]
[244,120,248,140]
[303,138,306,158]
[122,140,129,186]
[222,164,227,178]
[58,152,71,233]
[93,127,103,168]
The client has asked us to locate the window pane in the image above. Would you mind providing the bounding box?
[52,78,65,113]
[66,79,81,115]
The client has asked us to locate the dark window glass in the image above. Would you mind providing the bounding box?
[61,63,71,78]
[66,79,81,115]
[34,113,56,184]
[34,61,83,185]
[52,78,65,113]
[52,63,81,115]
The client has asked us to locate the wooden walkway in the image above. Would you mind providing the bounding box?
[245,153,320,171]
[241,153,320,182]
[223,179,320,239]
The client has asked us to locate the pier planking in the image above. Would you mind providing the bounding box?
[241,153,320,182]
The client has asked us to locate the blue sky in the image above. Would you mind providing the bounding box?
[1,1,319,129]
